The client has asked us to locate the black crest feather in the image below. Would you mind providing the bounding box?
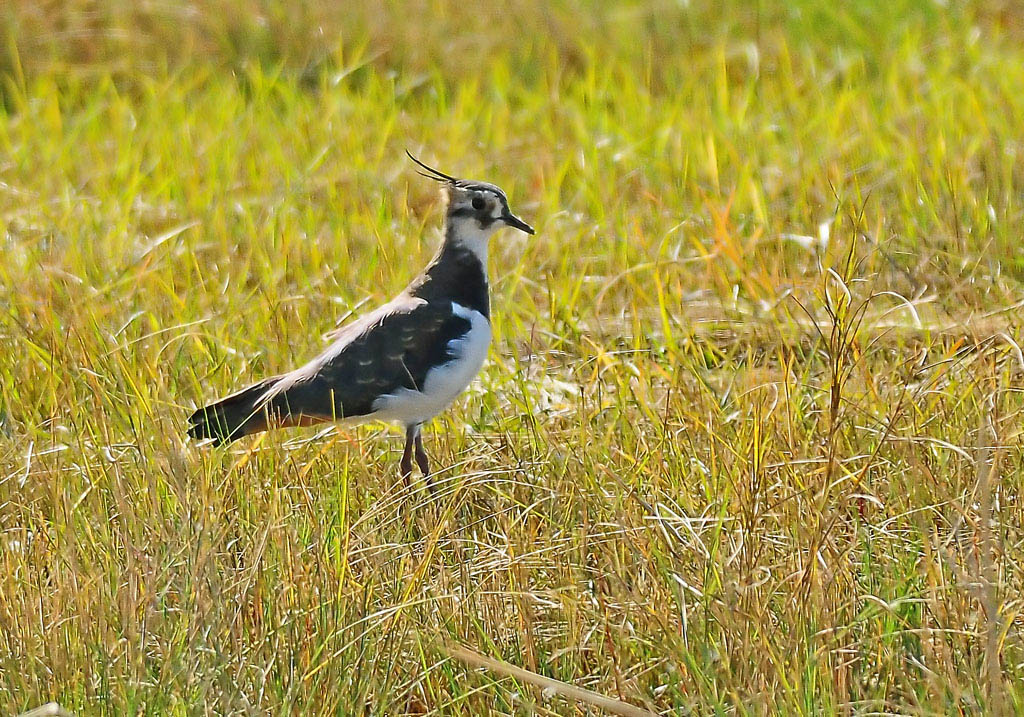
[406,150,460,184]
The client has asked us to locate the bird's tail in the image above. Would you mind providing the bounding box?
[187,378,280,445]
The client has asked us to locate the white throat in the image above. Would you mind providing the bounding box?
[447,217,496,267]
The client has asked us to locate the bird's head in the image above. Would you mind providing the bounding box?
[407,151,535,246]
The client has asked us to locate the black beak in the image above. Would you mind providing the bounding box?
[502,211,535,235]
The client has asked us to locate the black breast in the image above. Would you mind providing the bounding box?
[408,243,490,318]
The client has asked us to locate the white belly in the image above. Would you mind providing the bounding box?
[370,303,491,426]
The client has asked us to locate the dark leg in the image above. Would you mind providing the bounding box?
[413,427,434,493]
[400,426,416,486]
[413,428,429,477]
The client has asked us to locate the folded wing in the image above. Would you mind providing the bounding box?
[265,295,474,421]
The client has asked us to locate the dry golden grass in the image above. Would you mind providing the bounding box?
[2,0,1024,713]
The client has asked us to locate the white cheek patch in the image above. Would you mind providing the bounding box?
[453,220,493,264]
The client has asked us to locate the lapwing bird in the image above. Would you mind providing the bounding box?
[187,152,535,482]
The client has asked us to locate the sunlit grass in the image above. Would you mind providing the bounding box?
[2,0,1024,713]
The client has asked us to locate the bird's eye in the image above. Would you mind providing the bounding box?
[471,196,486,211]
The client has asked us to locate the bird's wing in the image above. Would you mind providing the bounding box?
[264,295,473,421]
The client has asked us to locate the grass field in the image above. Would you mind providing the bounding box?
[2,0,1024,713]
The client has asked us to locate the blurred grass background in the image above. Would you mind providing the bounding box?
[2,0,1024,713]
